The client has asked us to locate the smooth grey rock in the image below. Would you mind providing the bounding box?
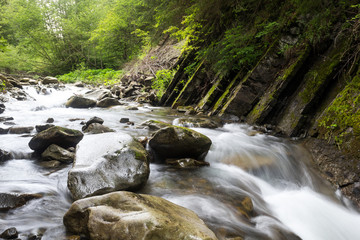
[83,89,112,101]
[83,123,114,134]
[28,126,83,153]
[35,124,55,133]
[66,96,96,109]
[42,76,59,84]
[67,133,149,200]
[41,144,75,163]
[96,97,121,108]
[149,126,212,160]
[8,126,34,134]
[63,191,217,240]
[0,193,42,211]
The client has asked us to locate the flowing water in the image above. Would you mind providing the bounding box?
[0,85,359,240]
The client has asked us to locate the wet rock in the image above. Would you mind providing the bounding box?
[177,106,194,113]
[140,119,171,131]
[41,144,75,163]
[0,193,42,211]
[74,82,84,87]
[0,227,18,239]
[3,122,15,126]
[66,96,96,109]
[63,191,217,240]
[126,106,138,110]
[8,79,23,89]
[175,117,221,129]
[0,149,11,161]
[42,76,59,85]
[0,117,13,122]
[82,116,104,131]
[28,126,84,153]
[35,124,55,133]
[46,118,54,123]
[27,233,42,240]
[8,126,34,134]
[83,89,112,101]
[119,118,129,123]
[83,123,114,134]
[166,158,210,168]
[38,160,62,168]
[149,126,212,160]
[67,133,149,200]
[0,127,9,134]
[96,97,121,108]
[0,103,5,114]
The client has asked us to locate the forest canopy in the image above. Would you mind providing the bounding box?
[0,0,358,75]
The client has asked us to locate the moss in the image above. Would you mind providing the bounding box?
[129,140,148,162]
[210,77,237,114]
[197,76,222,110]
[171,60,204,108]
[319,72,360,149]
[299,40,349,104]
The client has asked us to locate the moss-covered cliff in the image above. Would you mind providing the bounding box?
[159,0,360,205]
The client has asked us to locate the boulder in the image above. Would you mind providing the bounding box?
[166,158,210,168]
[0,127,9,134]
[149,126,212,160]
[63,191,217,240]
[46,118,55,123]
[66,96,96,108]
[83,89,112,101]
[0,117,13,122]
[96,97,121,108]
[74,82,85,87]
[175,117,221,129]
[83,123,114,134]
[67,133,149,200]
[0,193,42,211]
[82,116,104,131]
[42,76,59,84]
[0,149,11,161]
[8,79,23,89]
[8,126,34,134]
[0,103,5,114]
[0,227,18,239]
[41,144,75,163]
[126,106,138,110]
[28,126,83,153]
[119,118,129,123]
[35,124,55,133]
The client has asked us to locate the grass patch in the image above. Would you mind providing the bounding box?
[57,68,124,85]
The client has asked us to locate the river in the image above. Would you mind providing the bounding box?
[0,85,359,240]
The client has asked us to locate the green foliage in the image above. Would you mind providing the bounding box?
[57,68,124,85]
[319,73,360,147]
[152,69,176,98]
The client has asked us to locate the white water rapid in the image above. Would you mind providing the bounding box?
[0,85,359,239]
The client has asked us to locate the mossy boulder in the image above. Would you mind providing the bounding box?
[66,96,96,108]
[63,191,217,240]
[149,126,212,160]
[41,144,75,163]
[67,133,149,200]
[28,126,83,153]
[175,117,221,129]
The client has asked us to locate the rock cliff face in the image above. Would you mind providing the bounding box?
[160,29,360,206]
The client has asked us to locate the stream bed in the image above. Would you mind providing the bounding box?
[1,85,360,240]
